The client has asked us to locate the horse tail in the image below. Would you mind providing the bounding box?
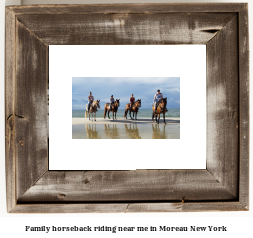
[103,108,107,119]
[124,109,127,118]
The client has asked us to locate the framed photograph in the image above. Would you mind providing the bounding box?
[5,3,249,212]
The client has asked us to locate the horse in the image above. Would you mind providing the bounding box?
[85,100,100,121]
[103,99,120,120]
[152,97,167,124]
[124,99,141,120]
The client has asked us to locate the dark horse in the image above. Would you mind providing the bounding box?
[85,100,100,121]
[103,99,120,120]
[152,97,167,124]
[124,99,141,120]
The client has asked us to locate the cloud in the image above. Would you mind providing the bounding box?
[72,77,180,109]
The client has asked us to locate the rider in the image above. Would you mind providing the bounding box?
[153,89,163,113]
[110,95,115,109]
[87,91,94,111]
[129,94,135,110]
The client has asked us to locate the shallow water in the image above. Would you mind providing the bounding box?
[72,123,180,139]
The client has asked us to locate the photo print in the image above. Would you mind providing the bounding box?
[72,77,180,139]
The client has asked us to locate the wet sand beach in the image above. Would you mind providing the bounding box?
[72,117,180,139]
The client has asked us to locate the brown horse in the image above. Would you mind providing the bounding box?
[152,97,167,124]
[124,99,141,120]
[85,100,100,121]
[103,99,120,120]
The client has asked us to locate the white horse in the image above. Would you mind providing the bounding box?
[85,100,100,121]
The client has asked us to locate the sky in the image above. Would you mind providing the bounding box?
[72,77,180,110]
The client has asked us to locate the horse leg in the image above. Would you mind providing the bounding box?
[158,114,160,124]
[152,113,154,121]
[163,112,166,124]
[94,112,96,121]
[108,111,110,119]
[135,112,137,120]
[115,112,117,120]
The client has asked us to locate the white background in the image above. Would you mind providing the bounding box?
[50,45,206,170]
[0,0,252,237]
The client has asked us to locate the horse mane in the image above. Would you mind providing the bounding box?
[135,99,141,107]
[162,97,167,108]
[115,99,120,107]
[157,97,167,107]
[92,100,100,107]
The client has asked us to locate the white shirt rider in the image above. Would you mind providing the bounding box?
[154,90,163,111]
[87,92,94,110]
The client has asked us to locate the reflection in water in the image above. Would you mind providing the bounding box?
[104,124,120,139]
[152,124,167,139]
[73,122,179,139]
[124,124,141,139]
[85,124,101,139]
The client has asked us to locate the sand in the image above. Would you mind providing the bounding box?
[72,117,180,125]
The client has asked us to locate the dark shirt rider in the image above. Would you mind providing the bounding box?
[129,94,135,110]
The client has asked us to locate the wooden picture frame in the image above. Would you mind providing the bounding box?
[5,3,249,213]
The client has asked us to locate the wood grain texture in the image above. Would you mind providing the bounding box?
[5,7,17,212]
[15,20,48,200]
[18,170,236,202]
[238,4,249,209]
[10,202,247,213]
[7,3,246,15]
[16,13,236,45]
[206,16,239,198]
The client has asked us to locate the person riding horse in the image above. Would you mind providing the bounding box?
[129,94,135,110]
[110,95,114,109]
[104,97,120,120]
[87,92,94,111]
[153,89,167,113]
[153,89,163,113]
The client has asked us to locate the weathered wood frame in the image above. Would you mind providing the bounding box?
[5,4,249,213]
